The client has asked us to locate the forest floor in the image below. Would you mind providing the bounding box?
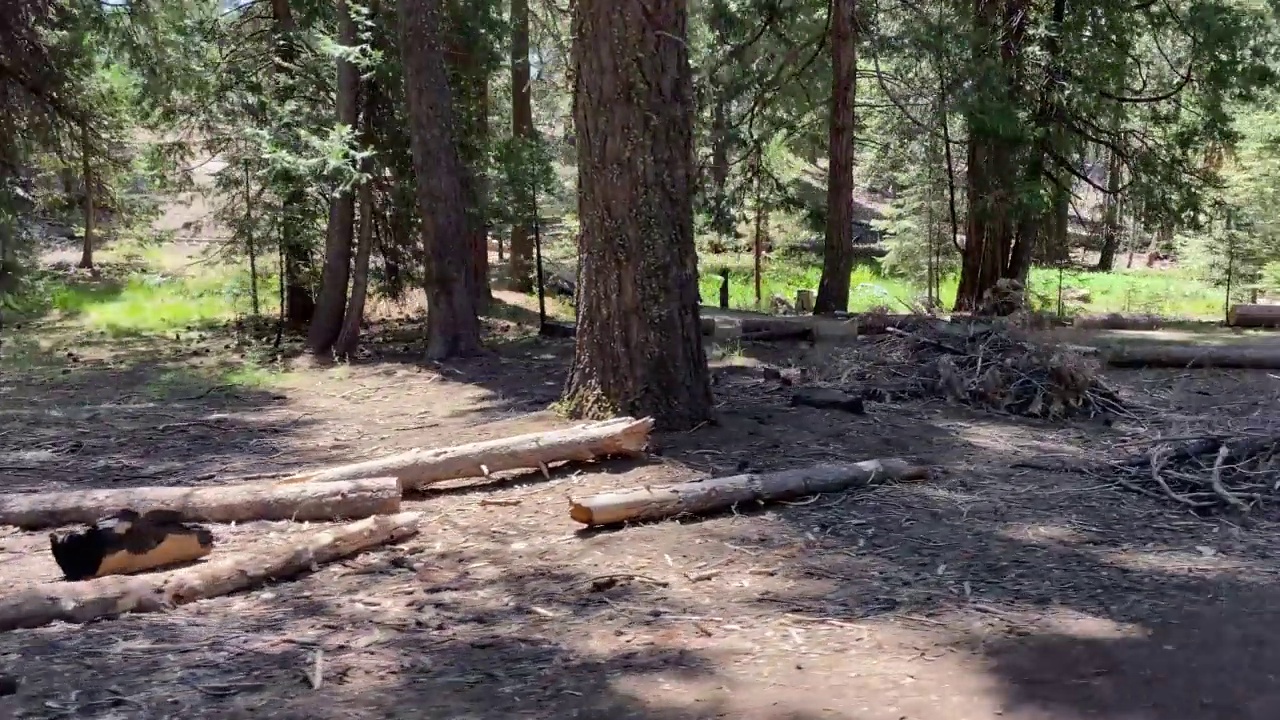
[4,248,1280,720]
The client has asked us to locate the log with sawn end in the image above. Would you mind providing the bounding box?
[282,416,655,491]
[568,459,930,526]
[0,477,402,530]
[0,512,422,632]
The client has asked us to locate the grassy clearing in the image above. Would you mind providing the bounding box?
[697,253,1235,319]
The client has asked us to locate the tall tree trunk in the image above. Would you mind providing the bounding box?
[561,0,712,430]
[814,0,857,314]
[77,122,94,270]
[270,0,316,325]
[953,0,1022,311]
[1096,147,1122,271]
[508,0,535,292]
[335,170,375,358]
[444,3,492,311]
[308,0,360,354]
[399,0,483,359]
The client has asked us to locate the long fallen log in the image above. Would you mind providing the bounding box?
[568,459,930,526]
[1105,345,1280,370]
[0,477,401,530]
[0,512,422,632]
[285,417,655,491]
[1072,312,1162,330]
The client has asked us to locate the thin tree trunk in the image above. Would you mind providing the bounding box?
[508,0,535,292]
[560,0,712,430]
[77,122,94,270]
[308,0,360,354]
[399,0,483,359]
[1096,147,1123,271]
[271,0,316,325]
[335,173,374,358]
[245,163,260,315]
[813,0,857,314]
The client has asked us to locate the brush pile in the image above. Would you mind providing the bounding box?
[1107,435,1280,514]
[823,319,1126,420]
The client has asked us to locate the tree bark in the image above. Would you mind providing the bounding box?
[444,0,493,310]
[569,459,930,526]
[561,0,713,430]
[399,0,483,359]
[508,0,535,292]
[0,513,422,632]
[0,477,402,529]
[1096,147,1123,271]
[78,121,94,269]
[269,0,316,325]
[814,0,857,314]
[284,416,654,489]
[335,166,375,358]
[308,0,360,354]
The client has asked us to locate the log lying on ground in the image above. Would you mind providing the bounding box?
[50,510,215,581]
[1228,304,1280,328]
[569,459,929,526]
[0,477,401,530]
[0,512,422,632]
[1105,345,1280,370]
[1072,313,1162,330]
[286,416,655,491]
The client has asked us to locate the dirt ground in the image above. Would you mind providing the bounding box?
[4,281,1280,719]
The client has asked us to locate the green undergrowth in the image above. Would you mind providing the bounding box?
[696,255,1235,319]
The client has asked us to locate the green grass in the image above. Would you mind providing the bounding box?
[698,255,1235,319]
[39,265,278,337]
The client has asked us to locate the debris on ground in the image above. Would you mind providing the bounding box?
[1106,434,1280,514]
[819,318,1127,421]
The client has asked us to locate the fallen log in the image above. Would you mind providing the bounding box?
[286,417,655,491]
[1228,304,1280,328]
[50,510,214,581]
[568,459,929,526]
[0,477,401,530]
[1105,345,1280,370]
[0,512,421,632]
[1072,313,1162,330]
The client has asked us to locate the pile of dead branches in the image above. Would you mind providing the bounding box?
[1107,435,1280,514]
[824,320,1126,420]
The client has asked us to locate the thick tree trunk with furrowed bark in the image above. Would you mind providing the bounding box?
[508,0,535,292]
[561,0,713,430]
[399,0,483,359]
[814,0,857,314]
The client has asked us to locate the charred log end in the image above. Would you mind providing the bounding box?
[50,510,215,582]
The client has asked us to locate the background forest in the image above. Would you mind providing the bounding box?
[3,0,1280,423]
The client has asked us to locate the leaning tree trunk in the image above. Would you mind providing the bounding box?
[508,0,535,293]
[334,163,375,358]
[271,0,316,325]
[399,0,483,359]
[813,0,857,314]
[561,0,713,430]
[1096,146,1122,271]
[78,122,94,270]
[308,0,360,354]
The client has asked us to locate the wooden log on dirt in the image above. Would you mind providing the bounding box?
[0,512,422,632]
[1105,345,1280,370]
[1072,313,1162,330]
[568,459,930,526]
[1228,304,1280,328]
[0,477,402,530]
[50,510,215,581]
[285,417,655,491]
